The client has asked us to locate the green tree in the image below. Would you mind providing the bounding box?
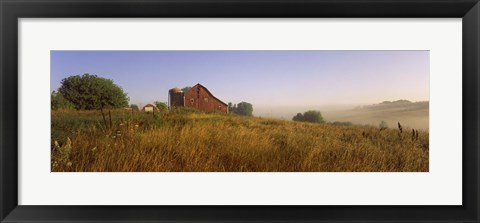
[181,86,191,93]
[154,101,168,111]
[51,91,74,110]
[292,113,304,122]
[303,110,325,123]
[130,104,139,111]
[292,110,325,124]
[58,74,129,110]
[235,102,253,116]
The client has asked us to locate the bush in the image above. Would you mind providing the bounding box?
[154,101,168,112]
[293,113,304,122]
[229,101,253,116]
[292,110,325,124]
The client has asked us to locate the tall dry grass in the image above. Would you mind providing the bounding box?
[51,109,428,172]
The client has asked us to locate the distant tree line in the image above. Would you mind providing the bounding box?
[228,102,253,116]
[292,110,325,123]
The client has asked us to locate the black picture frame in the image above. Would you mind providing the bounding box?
[1,0,479,222]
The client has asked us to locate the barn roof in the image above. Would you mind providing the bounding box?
[190,83,228,106]
[142,104,159,111]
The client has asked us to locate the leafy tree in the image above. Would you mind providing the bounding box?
[228,102,233,112]
[181,86,191,93]
[234,102,253,116]
[303,110,325,123]
[292,113,304,122]
[130,104,139,111]
[51,91,74,110]
[292,110,325,124]
[58,74,129,110]
[154,101,168,111]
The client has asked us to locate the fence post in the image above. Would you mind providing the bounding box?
[101,108,108,129]
[108,110,113,129]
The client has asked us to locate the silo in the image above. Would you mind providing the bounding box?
[168,88,184,109]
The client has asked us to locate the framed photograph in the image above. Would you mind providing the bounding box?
[1,0,479,222]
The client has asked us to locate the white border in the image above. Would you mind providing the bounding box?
[19,19,462,205]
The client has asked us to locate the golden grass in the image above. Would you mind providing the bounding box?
[51,110,429,172]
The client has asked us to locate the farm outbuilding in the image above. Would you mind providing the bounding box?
[142,104,159,112]
[168,88,185,109]
[168,84,228,113]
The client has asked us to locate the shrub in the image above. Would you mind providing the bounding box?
[292,110,325,124]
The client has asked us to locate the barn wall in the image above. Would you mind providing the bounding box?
[184,85,228,113]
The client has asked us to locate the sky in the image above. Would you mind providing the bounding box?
[51,50,429,115]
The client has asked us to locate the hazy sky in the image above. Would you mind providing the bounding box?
[51,50,429,110]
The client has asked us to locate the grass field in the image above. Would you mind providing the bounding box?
[323,101,429,130]
[51,109,429,172]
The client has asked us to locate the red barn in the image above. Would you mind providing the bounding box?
[183,84,228,113]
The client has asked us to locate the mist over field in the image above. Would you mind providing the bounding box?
[255,100,429,130]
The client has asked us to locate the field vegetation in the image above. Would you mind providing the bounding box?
[51,108,429,172]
